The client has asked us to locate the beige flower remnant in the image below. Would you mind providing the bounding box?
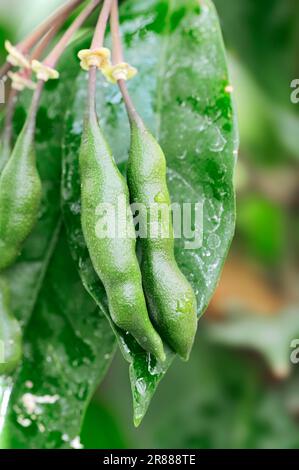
[102,62,137,84]
[225,84,234,94]
[78,47,111,71]
[5,41,31,69]
[7,71,36,91]
[31,60,59,82]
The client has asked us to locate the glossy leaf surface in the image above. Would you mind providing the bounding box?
[62,0,238,425]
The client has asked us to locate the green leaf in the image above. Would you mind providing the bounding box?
[207,308,299,379]
[214,0,298,108]
[80,398,127,449]
[0,37,116,448]
[229,55,299,163]
[106,334,299,449]
[62,0,238,425]
[238,195,285,266]
[0,230,115,449]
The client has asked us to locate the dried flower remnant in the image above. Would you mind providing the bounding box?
[7,71,37,91]
[78,47,111,71]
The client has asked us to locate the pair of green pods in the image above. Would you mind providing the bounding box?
[0,74,198,370]
[80,80,198,362]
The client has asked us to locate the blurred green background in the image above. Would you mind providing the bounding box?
[1,0,299,449]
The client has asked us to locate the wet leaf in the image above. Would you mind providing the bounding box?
[105,334,299,449]
[0,37,116,448]
[0,230,115,449]
[62,0,238,425]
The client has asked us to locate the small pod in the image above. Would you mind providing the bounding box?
[127,121,198,361]
[0,121,42,271]
[0,276,22,375]
[79,105,165,362]
[0,87,17,175]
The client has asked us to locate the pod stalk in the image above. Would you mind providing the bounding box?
[44,0,101,70]
[2,88,18,150]
[20,0,85,53]
[30,7,76,62]
[91,0,114,50]
[25,81,44,138]
[110,0,143,127]
[87,0,114,118]
[0,0,85,79]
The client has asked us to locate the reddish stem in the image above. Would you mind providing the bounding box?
[91,0,114,49]
[87,0,114,120]
[20,0,85,53]
[110,0,123,64]
[0,0,84,80]
[110,0,142,126]
[118,79,142,126]
[2,87,18,148]
[30,8,73,62]
[44,0,101,69]
[30,28,59,62]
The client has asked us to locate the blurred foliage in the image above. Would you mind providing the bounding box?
[91,332,299,449]
[207,308,299,379]
[237,195,285,266]
[81,400,127,449]
[229,55,299,164]
[214,0,299,110]
[0,24,13,63]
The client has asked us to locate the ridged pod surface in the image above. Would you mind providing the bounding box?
[0,121,42,271]
[79,84,165,361]
[127,121,198,360]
